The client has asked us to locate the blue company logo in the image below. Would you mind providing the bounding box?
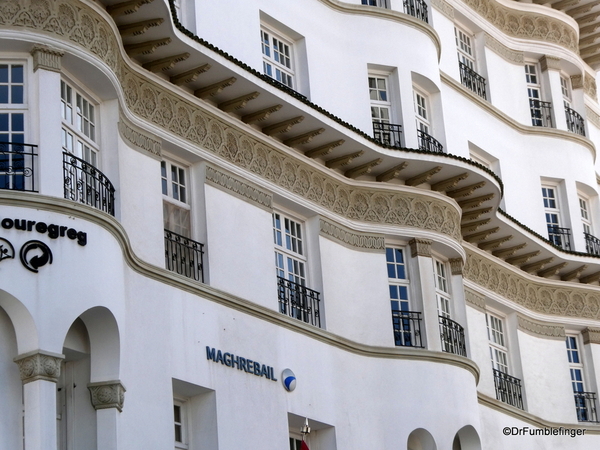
[20,240,53,273]
[282,369,296,392]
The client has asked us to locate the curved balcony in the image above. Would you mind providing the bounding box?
[574,391,599,423]
[391,309,423,347]
[459,62,486,100]
[584,233,600,256]
[417,129,444,153]
[164,229,205,282]
[493,369,524,410]
[63,152,115,216]
[565,106,586,137]
[530,100,553,128]
[403,0,428,23]
[0,142,37,192]
[439,315,466,357]
[547,225,571,251]
[373,121,403,148]
[277,276,322,328]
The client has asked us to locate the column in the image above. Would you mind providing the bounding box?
[88,380,126,450]
[14,350,64,450]
[409,238,441,351]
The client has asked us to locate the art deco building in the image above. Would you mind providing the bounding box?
[3,0,600,449]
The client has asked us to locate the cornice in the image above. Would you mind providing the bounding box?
[586,105,600,129]
[0,191,479,381]
[459,0,578,54]
[583,327,600,345]
[118,114,162,159]
[464,247,600,320]
[441,72,596,161]
[484,33,524,64]
[319,218,386,252]
[431,0,454,20]
[478,393,600,434]
[319,0,441,60]
[517,315,565,340]
[205,165,273,211]
[465,288,486,311]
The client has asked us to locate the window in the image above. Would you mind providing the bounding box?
[580,197,592,235]
[369,73,402,147]
[61,79,98,165]
[542,185,571,250]
[261,26,294,89]
[413,89,430,135]
[561,76,571,108]
[566,335,598,422]
[162,160,190,238]
[486,314,508,373]
[455,27,474,70]
[525,63,552,127]
[174,399,188,449]
[434,259,450,318]
[361,0,389,7]
[455,26,487,99]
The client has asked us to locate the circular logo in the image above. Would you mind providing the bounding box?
[282,368,296,392]
[0,238,15,263]
[20,240,53,273]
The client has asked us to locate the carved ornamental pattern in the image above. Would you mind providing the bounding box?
[464,288,486,311]
[461,0,578,54]
[319,218,385,251]
[483,34,523,64]
[205,165,273,210]
[14,350,63,384]
[517,315,565,340]
[118,116,162,158]
[465,250,600,319]
[583,327,600,345]
[0,0,462,241]
[88,380,126,411]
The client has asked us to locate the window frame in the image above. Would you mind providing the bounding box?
[273,211,307,286]
[454,25,475,70]
[173,397,189,450]
[413,87,430,134]
[162,158,191,238]
[486,312,509,374]
[542,184,561,229]
[561,75,572,108]
[261,25,295,89]
[386,247,410,312]
[368,72,392,125]
[433,258,451,318]
[579,196,593,236]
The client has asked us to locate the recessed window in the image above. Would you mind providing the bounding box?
[261,27,295,89]
[542,184,571,250]
[174,399,188,449]
[61,79,98,166]
[162,160,190,238]
[525,63,552,128]
[566,335,598,422]
[273,212,305,285]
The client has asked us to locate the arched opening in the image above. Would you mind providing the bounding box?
[452,425,482,450]
[407,428,437,450]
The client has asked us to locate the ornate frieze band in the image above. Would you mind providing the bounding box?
[484,34,523,64]
[465,249,600,320]
[461,0,578,54]
[88,380,126,412]
[30,44,64,72]
[205,165,273,211]
[517,315,565,340]
[464,288,486,311]
[540,55,561,72]
[583,328,600,345]
[585,74,598,101]
[2,0,462,241]
[13,350,64,384]
[586,106,600,129]
[449,258,464,275]
[431,0,454,19]
[118,115,162,158]
[409,238,432,258]
[319,218,385,252]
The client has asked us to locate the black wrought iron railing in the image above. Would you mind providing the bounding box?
[417,129,444,153]
[574,391,599,423]
[403,0,428,23]
[392,310,423,347]
[277,276,321,327]
[530,100,553,128]
[459,62,486,100]
[493,369,524,409]
[565,106,586,136]
[63,152,115,216]
[547,225,572,251]
[439,316,467,356]
[0,142,37,192]
[584,233,600,256]
[164,229,205,282]
[373,121,403,148]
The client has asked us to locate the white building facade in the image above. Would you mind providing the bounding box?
[1,0,600,449]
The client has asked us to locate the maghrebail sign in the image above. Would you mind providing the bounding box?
[206,346,277,382]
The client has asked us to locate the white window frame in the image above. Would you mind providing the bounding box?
[413,87,430,135]
[486,313,509,374]
[162,158,191,238]
[273,211,306,286]
[542,183,561,235]
[580,196,593,236]
[433,258,451,318]
[455,25,475,70]
[369,73,392,125]
[561,75,572,108]
[361,0,389,8]
[566,335,586,394]
[261,25,295,89]
[173,398,189,450]
[386,247,410,312]
[525,62,548,127]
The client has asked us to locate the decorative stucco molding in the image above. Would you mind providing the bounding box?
[571,75,583,90]
[464,288,486,311]
[586,106,600,129]
[517,316,565,340]
[431,0,454,19]
[205,165,273,211]
[484,34,523,64]
[540,55,561,72]
[461,0,578,54]
[583,327,600,345]
[319,218,385,251]
[0,0,462,241]
[30,44,64,72]
[585,74,598,101]
[409,238,432,258]
[13,350,64,384]
[118,116,162,159]
[88,380,126,412]
[465,249,600,319]
[449,258,464,275]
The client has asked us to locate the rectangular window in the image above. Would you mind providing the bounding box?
[361,0,389,7]
[542,185,571,250]
[261,27,294,89]
[162,160,191,238]
[174,399,188,449]
[580,197,592,235]
[561,75,571,107]
[273,212,305,285]
[525,64,552,128]
[61,80,98,165]
[566,335,599,422]
[434,259,450,317]
[455,27,474,69]
[369,73,402,148]
[486,314,509,373]
[0,63,24,105]
[413,89,430,134]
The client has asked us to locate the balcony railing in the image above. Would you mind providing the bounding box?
[584,233,600,256]
[565,106,586,136]
[547,225,571,251]
[574,391,599,423]
[277,276,321,328]
[530,100,553,128]
[459,62,487,100]
[417,129,444,153]
[391,310,423,347]
[493,369,524,409]
[63,152,115,216]
[0,142,37,192]
[403,0,428,23]
[439,316,467,356]
[373,121,403,148]
[164,229,205,282]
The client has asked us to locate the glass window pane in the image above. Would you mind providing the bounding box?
[11,113,24,132]
[11,86,23,104]
[11,65,23,83]
[0,86,8,104]
[0,65,7,83]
